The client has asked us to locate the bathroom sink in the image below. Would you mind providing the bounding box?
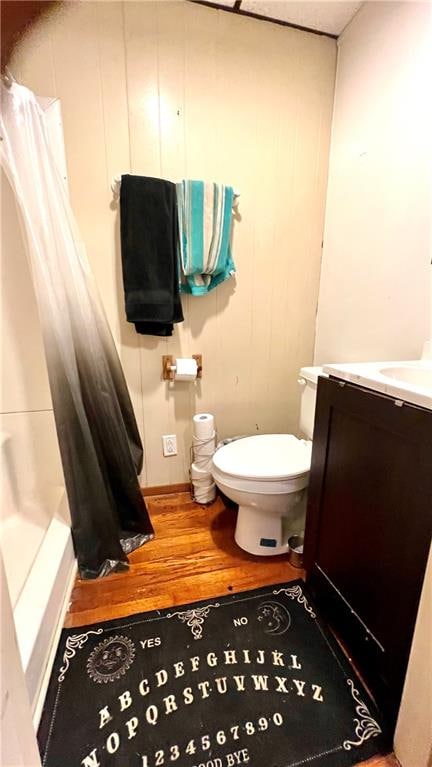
[379,364,432,388]
[322,359,432,411]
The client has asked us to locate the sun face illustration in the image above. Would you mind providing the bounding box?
[86,635,135,684]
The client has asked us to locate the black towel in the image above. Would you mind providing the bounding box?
[120,175,183,336]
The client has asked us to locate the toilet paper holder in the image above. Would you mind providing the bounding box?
[162,354,202,381]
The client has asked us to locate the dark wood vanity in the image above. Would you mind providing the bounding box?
[304,375,432,730]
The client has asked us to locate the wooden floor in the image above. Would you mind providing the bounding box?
[66,491,300,628]
[66,491,398,767]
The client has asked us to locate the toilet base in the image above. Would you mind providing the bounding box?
[234,503,302,556]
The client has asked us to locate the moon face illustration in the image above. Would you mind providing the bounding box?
[257,601,291,635]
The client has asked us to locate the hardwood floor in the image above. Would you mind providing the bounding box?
[66,491,398,767]
[66,492,300,628]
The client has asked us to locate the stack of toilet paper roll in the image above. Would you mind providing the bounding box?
[191,413,216,504]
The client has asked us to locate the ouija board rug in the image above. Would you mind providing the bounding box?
[38,580,389,767]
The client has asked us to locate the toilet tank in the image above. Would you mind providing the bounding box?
[298,366,325,440]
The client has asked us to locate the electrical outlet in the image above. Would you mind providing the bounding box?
[162,434,177,456]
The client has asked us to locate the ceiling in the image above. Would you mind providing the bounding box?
[195,1,364,36]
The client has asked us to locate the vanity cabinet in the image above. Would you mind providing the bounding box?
[304,376,432,729]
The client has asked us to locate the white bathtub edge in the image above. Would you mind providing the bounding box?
[12,512,77,723]
[32,552,77,729]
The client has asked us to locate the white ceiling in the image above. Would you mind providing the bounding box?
[207,1,364,36]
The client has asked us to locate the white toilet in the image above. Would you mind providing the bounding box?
[212,367,322,555]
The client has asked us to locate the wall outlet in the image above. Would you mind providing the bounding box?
[162,434,177,457]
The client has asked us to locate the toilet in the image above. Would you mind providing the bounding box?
[212,366,322,555]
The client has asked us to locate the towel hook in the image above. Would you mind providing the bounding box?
[111,174,122,200]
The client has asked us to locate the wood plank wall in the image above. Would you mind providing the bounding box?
[11,0,336,486]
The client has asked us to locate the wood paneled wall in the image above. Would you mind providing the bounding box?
[12,1,336,485]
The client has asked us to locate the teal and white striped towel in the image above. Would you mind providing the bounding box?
[176,180,236,295]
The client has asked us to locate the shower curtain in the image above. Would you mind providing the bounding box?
[0,81,154,578]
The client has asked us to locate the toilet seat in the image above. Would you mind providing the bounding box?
[212,434,311,482]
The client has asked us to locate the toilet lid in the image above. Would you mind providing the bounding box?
[213,434,311,480]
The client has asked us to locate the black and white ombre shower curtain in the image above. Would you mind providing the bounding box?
[0,82,154,578]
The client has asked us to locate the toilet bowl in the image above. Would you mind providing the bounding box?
[212,366,324,556]
[212,434,312,555]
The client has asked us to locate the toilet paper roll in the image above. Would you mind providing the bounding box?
[174,358,198,381]
[193,439,215,459]
[192,432,216,441]
[194,483,216,503]
[192,455,214,474]
[191,462,214,480]
[190,412,216,505]
[192,477,214,489]
[192,432,216,445]
[193,413,215,440]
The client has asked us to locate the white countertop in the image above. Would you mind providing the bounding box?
[323,360,432,411]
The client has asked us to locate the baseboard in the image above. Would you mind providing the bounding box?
[142,482,191,496]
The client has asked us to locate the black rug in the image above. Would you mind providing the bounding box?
[39,580,388,767]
